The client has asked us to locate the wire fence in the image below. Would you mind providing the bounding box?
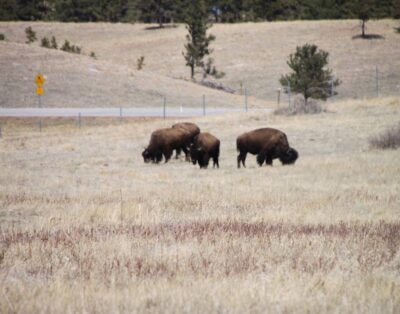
[0,65,399,135]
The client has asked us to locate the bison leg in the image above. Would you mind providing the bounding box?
[201,153,210,169]
[181,145,190,162]
[154,151,163,163]
[163,149,173,163]
[175,148,181,159]
[213,156,219,168]
[237,151,247,168]
[257,152,266,166]
[265,157,273,166]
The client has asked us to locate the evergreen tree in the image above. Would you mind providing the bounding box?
[280,44,340,104]
[393,0,400,19]
[137,0,175,27]
[25,26,37,43]
[354,0,375,37]
[182,0,215,79]
[50,36,58,49]
[41,36,51,48]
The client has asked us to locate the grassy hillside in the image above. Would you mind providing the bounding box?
[1,20,399,108]
[0,41,266,108]
[0,97,399,312]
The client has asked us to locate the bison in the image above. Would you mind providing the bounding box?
[190,132,220,168]
[172,122,200,160]
[236,128,298,168]
[142,127,191,163]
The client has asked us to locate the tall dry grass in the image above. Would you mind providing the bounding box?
[1,98,400,313]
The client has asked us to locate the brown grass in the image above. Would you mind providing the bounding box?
[369,123,400,149]
[0,97,399,312]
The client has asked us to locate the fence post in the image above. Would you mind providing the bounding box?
[277,88,281,107]
[288,81,291,108]
[203,95,206,116]
[37,93,42,132]
[244,87,248,112]
[330,77,334,99]
[375,66,379,98]
[163,96,166,119]
[78,112,81,129]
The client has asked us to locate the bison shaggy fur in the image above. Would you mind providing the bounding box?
[236,128,298,168]
[142,127,191,163]
[190,132,220,168]
[172,122,200,160]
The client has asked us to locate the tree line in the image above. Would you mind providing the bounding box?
[0,0,398,23]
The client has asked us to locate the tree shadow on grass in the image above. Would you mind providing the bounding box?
[352,34,385,40]
[144,24,178,31]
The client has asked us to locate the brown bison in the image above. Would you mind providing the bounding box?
[190,132,220,168]
[142,127,191,163]
[172,122,200,160]
[236,128,298,168]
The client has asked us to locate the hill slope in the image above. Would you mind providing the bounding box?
[1,20,399,107]
[0,41,266,108]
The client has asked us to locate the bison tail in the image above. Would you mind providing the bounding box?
[216,141,220,157]
[236,138,241,152]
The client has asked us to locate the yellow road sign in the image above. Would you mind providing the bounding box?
[36,86,44,95]
[35,74,45,86]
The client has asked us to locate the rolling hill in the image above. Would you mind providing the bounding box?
[0,20,399,108]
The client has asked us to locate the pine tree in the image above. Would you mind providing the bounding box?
[354,0,375,37]
[25,26,37,43]
[138,0,175,27]
[182,0,215,79]
[50,36,58,49]
[280,44,340,105]
[394,0,400,19]
[41,37,51,48]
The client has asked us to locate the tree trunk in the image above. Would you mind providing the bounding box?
[190,64,194,79]
[362,19,366,37]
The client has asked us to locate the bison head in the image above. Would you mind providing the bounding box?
[279,147,298,165]
[142,148,152,163]
[142,148,162,163]
[189,146,208,168]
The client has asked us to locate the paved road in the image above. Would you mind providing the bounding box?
[0,107,272,118]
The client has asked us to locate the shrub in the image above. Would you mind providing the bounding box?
[51,36,58,49]
[90,51,96,59]
[280,44,340,106]
[274,97,326,116]
[202,58,225,79]
[137,56,145,70]
[41,37,51,48]
[0,33,5,41]
[25,27,37,43]
[369,124,400,149]
[60,40,81,54]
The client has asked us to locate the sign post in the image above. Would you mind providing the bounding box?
[35,74,45,107]
[35,74,45,131]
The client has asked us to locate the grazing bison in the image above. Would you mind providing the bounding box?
[236,128,298,168]
[142,127,191,163]
[172,122,200,160]
[190,132,220,169]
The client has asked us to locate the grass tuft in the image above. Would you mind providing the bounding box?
[369,123,400,149]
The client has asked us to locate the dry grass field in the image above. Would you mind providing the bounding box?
[1,97,399,313]
[1,20,400,107]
